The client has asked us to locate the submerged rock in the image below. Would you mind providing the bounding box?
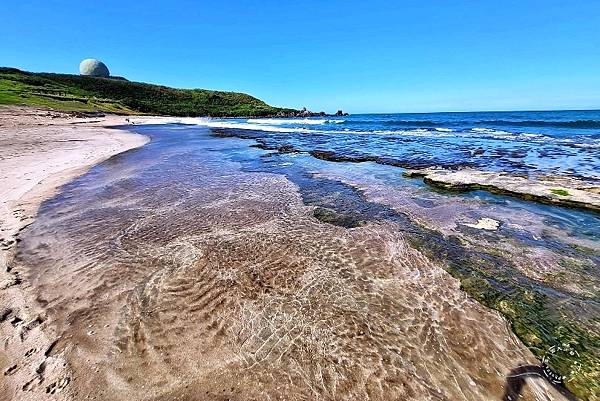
[464,217,501,231]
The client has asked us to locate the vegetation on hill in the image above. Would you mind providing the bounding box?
[0,67,296,117]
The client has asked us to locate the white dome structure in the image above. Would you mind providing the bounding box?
[79,59,110,77]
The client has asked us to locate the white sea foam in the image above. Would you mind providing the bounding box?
[247,118,345,125]
[247,118,327,125]
[132,116,212,125]
[133,117,462,138]
[201,120,314,133]
[138,118,593,149]
[187,120,465,138]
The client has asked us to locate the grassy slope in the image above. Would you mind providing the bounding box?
[0,67,296,117]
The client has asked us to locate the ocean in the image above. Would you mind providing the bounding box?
[188,109,600,180]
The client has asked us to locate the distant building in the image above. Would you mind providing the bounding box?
[79,59,110,78]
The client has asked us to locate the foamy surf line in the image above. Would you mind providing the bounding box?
[131,117,466,137]
[131,116,441,136]
[129,117,600,147]
[192,120,457,137]
[247,118,346,125]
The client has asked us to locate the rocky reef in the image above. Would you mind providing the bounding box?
[274,107,349,118]
[404,168,600,213]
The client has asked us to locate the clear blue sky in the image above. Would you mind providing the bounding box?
[2,0,599,113]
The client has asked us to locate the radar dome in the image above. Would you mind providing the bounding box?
[79,59,110,77]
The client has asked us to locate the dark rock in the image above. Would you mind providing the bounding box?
[272,107,337,118]
[278,145,297,153]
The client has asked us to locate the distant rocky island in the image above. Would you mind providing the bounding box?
[275,107,349,118]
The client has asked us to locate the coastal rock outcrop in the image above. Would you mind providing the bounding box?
[275,107,347,118]
[404,168,600,212]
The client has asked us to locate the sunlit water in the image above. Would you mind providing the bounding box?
[180,110,600,180]
[13,122,600,400]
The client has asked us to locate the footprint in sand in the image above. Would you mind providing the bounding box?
[25,347,38,357]
[22,376,42,392]
[3,364,18,376]
[46,377,71,394]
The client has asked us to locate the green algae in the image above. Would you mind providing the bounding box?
[551,188,571,197]
[313,207,366,228]
[406,231,600,400]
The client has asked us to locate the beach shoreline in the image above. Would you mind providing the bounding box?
[1,107,593,400]
[0,106,149,400]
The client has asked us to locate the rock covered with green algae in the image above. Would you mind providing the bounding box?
[404,168,600,212]
[403,225,600,400]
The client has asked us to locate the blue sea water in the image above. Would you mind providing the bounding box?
[192,109,600,180]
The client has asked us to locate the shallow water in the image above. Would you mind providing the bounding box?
[14,124,600,400]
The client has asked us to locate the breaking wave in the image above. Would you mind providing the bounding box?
[358,119,600,129]
[132,112,600,151]
[478,119,600,129]
[246,118,345,125]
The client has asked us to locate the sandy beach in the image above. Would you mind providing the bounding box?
[0,107,148,400]
[0,108,583,400]
[4,2,599,398]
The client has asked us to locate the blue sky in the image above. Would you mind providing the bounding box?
[2,0,599,113]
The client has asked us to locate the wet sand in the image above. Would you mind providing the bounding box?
[2,119,581,400]
[0,107,148,401]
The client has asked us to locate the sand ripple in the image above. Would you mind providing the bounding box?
[13,127,571,400]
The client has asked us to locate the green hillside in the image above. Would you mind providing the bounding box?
[0,67,296,117]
